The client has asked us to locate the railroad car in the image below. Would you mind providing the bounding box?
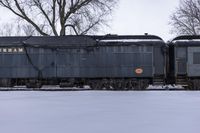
[0,35,167,90]
[169,35,200,90]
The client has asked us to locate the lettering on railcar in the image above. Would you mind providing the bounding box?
[0,47,24,53]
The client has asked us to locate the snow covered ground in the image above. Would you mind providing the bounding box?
[0,91,200,133]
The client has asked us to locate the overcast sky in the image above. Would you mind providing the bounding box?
[0,0,180,41]
[105,0,180,41]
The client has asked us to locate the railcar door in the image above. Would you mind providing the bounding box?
[175,47,187,75]
[188,47,200,77]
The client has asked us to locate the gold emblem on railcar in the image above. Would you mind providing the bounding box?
[135,68,143,75]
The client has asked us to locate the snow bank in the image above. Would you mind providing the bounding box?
[0,91,200,133]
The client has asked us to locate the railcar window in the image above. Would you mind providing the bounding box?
[176,47,186,58]
[193,52,200,64]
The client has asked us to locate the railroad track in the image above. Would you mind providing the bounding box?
[0,86,189,91]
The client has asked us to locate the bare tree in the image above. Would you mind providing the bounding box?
[0,21,41,36]
[0,23,14,36]
[170,0,200,35]
[0,0,118,36]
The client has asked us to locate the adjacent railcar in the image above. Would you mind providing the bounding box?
[0,35,167,90]
[169,36,200,90]
[89,35,167,90]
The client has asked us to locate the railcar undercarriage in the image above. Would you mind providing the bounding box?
[0,78,151,90]
[175,75,200,90]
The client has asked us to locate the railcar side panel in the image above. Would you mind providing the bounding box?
[153,46,165,75]
[0,47,56,78]
[55,44,154,78]
[188,47,200,77]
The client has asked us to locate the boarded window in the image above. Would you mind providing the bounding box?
[177,47,186,58]
[193,52,200,64]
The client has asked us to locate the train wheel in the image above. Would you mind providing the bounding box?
[133,80,141,90]
[104,83,111,90]
[90,80,103,90]
[186,80,193,90]
[126,80,133,90]
[112,82,120,90]
[192,79,200,90]
[0,79,14,87]
[26,80,42,89]
[141,80,149,90]
[112,80,126,90]
[134,80,148,90]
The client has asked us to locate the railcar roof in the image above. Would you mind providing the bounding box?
[0,36,96,47]
[171,35,200,46]
[0,35,164,47]
[90,35,163,41]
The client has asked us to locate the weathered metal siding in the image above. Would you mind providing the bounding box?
[56,49,81,77]
[55,44,154,78]
[0,53,31,78]
[0,48,56,78]
[153,46,165,75]
[26,48,56,78]
[0,36,166,79]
